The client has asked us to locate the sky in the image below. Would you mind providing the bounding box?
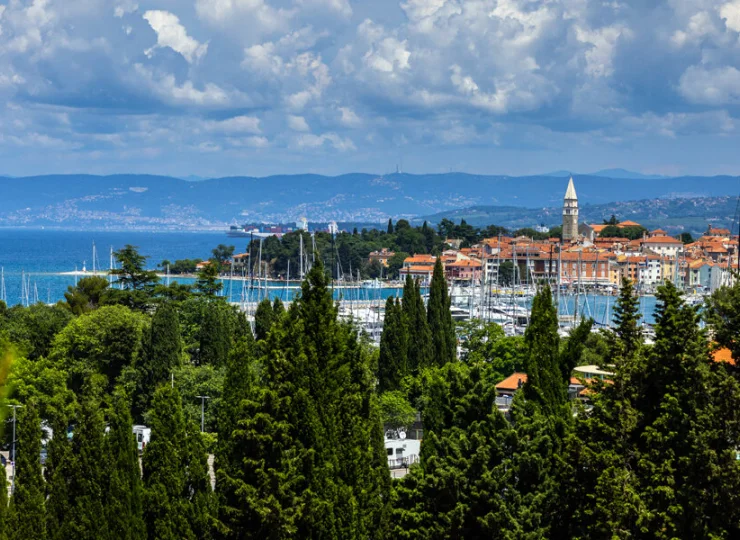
[1,0,740,178]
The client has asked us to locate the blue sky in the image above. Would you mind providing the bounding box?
[1,0,740,178]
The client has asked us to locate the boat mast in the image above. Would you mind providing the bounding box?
[0,267,5,305]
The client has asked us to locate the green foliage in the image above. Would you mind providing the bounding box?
[0,462,7,540]
[254,298,276,342]
[523,286,566,415]
[2,303,73,360]
[379,391,415,431]
[137,301,182,417]
[387,251,410,279]
[167,258,203,275]
[106,390,146,539]
[195,261,223,298]
[427,258,456,367]
[63,276,110,315]
[211,244,235,270]
[109,244,160,310]
[402,276,432,373]
[172,363,224,433]
[8,401,46,540]
[142,385,195,540]
[378,297,408,393]
[457,319,525,378]
[49,305,146,392]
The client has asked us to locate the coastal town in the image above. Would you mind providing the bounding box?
[377,177,735,295]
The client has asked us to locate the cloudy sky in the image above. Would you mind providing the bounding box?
[1,0,740,178]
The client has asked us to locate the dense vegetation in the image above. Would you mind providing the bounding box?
[1,241,740,539]
[238,219,558,280]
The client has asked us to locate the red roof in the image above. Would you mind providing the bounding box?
[643,236,682,245]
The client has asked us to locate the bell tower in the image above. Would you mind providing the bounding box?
[562,177,579,241]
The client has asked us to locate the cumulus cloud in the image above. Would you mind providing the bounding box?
[3,0,740,175]
[679,64,740,105]
[143,10,208,64]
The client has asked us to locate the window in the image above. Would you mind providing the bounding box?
[387,448,393,456]
[396,448,404,456]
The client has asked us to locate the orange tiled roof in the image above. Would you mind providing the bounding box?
[619,220,642,227]
[643,236,682,245]
[404,255,436,264]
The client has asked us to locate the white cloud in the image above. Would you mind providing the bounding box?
[114,2,138,18]
[207,116,261,133]
[143,10,208,64]
[679,64,740,105]
[297,0,352,18]
[575,24,631,78]
[720,1,740,33]
[229,135,269,147]
[297,132,356,151]
[338,107,362,127]
[288,115,310,131]
[364,37,411,73]
[195,0,292,35]
[134,64,241,107]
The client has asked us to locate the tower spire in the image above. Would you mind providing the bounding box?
[562,176,579,241]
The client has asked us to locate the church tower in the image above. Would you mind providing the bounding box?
[562,177,579,241]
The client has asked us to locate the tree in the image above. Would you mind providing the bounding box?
[195,262,223,298]
[142,385,194,540]
[211,245,235,271]
[387,252,410,279]
[49,305,145,392]
[63,379,109,540]
[64,276,110,315]
[8,401,46,540]
[378,297,408,393]
[109,245,159,309]
[198,304,230,367]
[254,298,276,342]
[427,258,456,367]
[457,319,525,377]
[679,232,694,244]
[0,462,7,540]
[387,219,394,235]
[523,286,566,415]
[498,261,515,287]
[106,390,146,540]
[137,302,182,417]
[378,391,415,431]
[44,405,73,540]
[402,275,432,373]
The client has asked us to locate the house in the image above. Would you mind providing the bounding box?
[445,259,482,282]
[400,254,437,282]
[640,235,683,258]
[368,248,395,268]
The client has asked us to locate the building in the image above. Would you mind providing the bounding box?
[368,248,395,268]
[562,177,579,242]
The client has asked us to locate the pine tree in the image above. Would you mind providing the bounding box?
[198,304,230,367]
[142,385,194,540]
[138,302,181,416]
[106,389,146,540]
[378,297,408,392]
[402,275,432,373]
[612,277,642,360]
[272,297,285,318]
[8,401,46,540]
[254,298,275,342]
[64,379,109,540]
[427,258,456,367]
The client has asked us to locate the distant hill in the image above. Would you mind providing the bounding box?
[416,195,738,237]
[541,168,669,180]
[0,172,737,231]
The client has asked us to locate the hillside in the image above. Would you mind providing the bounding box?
[0,173,737,231]
[417,195,739,236]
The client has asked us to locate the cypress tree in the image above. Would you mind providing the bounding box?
[142,385,194,540]
[387,219,394,235]
[65,379,109,540]
[215,335,256,534]
[378,297,408,392]
[106,389,146,540]
[198,304,230,367]
[0,453,8,540]
[138,302,182,416]
[402,275,432,373]
[272,297,285,318]
[8,401,46,540]
[523,285,566,415]
[254,298,275,342]
[427,258,456,367]
[44,406,73,539]
[183,415,215,539]
[612,277,642,360]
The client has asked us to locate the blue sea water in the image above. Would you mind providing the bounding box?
[0,228,660,323]
[0,229,235,306]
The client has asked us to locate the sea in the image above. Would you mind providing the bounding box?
[0,228,660,323]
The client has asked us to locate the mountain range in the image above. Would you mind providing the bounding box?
[0,172,737,232]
